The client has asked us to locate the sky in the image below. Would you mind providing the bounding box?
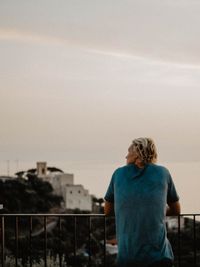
[0,0,200,212]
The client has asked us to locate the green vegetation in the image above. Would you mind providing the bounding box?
[0,175,107,266]
[0,174,62,213]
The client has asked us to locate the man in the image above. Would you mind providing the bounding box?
[104,138,180,267]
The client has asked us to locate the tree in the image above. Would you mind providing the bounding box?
[92,197,104,213]
[0,175,62,214]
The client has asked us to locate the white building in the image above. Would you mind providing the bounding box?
[36,162,92,211]
[0,176,14,181]
[64,184,92,211]
[36,162,47,177]
[47,173,74,196]
[166,216,185,232]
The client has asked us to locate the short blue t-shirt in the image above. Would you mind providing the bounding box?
[104,163,179,267]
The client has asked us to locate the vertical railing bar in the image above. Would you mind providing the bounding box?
[104,216,106,267]
[88,216,91,266]
[15,216,19,267]
[59,216,62,267]
[193,215,197,266]
[44,216,47,267]
[178,215,181,267]
[29,216,33,267]
[74,216,77,258]
[1,216,5,267]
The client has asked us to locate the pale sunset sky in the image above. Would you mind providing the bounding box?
[0,0,200,213]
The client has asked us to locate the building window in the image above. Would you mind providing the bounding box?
[78,190,81,194]
[70,191,72,194]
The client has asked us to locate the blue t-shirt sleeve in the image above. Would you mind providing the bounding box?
[167,172,179,204]
[104,172,115,203]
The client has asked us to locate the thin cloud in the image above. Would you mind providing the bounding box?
[1,27,200,70]
[88,48,200,70]
[0,27,77,48]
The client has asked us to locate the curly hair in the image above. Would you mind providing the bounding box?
[130,137,157,164]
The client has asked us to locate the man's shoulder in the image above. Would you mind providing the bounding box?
[112,164,133,177]
[148,163,170,177]
[149,163,169,171]
[113,165,128,174]
[114,164,168,173]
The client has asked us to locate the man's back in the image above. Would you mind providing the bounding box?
[105,163,179,266]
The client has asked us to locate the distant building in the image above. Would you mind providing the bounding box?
[0,176,14,182]
[166,216,185,232]
[45,172,74,196]
[37,162,47,177]
[36,162,92,212]
[64,184,92,211]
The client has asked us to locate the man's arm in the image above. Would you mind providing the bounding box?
[166,201,181,216]
[104,201,114,216]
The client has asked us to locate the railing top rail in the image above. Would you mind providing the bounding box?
[1,213,200,217]
[180,214,200,216]
[0,213,105,217]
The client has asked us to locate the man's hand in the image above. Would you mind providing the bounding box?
[166,201,181,216]
[104,201,114,215]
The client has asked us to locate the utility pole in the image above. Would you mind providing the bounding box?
[7,160,10,176]
[15,159,19,173]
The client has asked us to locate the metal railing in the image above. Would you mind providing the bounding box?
[1,214,200,267]
[0,214,106,267]
[174,214,200,267]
